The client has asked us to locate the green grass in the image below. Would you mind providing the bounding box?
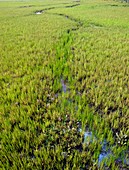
[0,0,129,169]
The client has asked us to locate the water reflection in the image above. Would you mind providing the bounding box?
[61,79,67,93]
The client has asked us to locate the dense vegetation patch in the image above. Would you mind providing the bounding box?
[0,0,129,169]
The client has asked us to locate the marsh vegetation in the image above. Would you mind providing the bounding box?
[0,0,129,169]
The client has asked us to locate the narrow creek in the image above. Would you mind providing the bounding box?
[35,3,128,169]
[61,79,112,166]
[35,3,80,15]
[61,79,129,168]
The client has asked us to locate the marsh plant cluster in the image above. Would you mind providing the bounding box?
[0,0,129,169]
